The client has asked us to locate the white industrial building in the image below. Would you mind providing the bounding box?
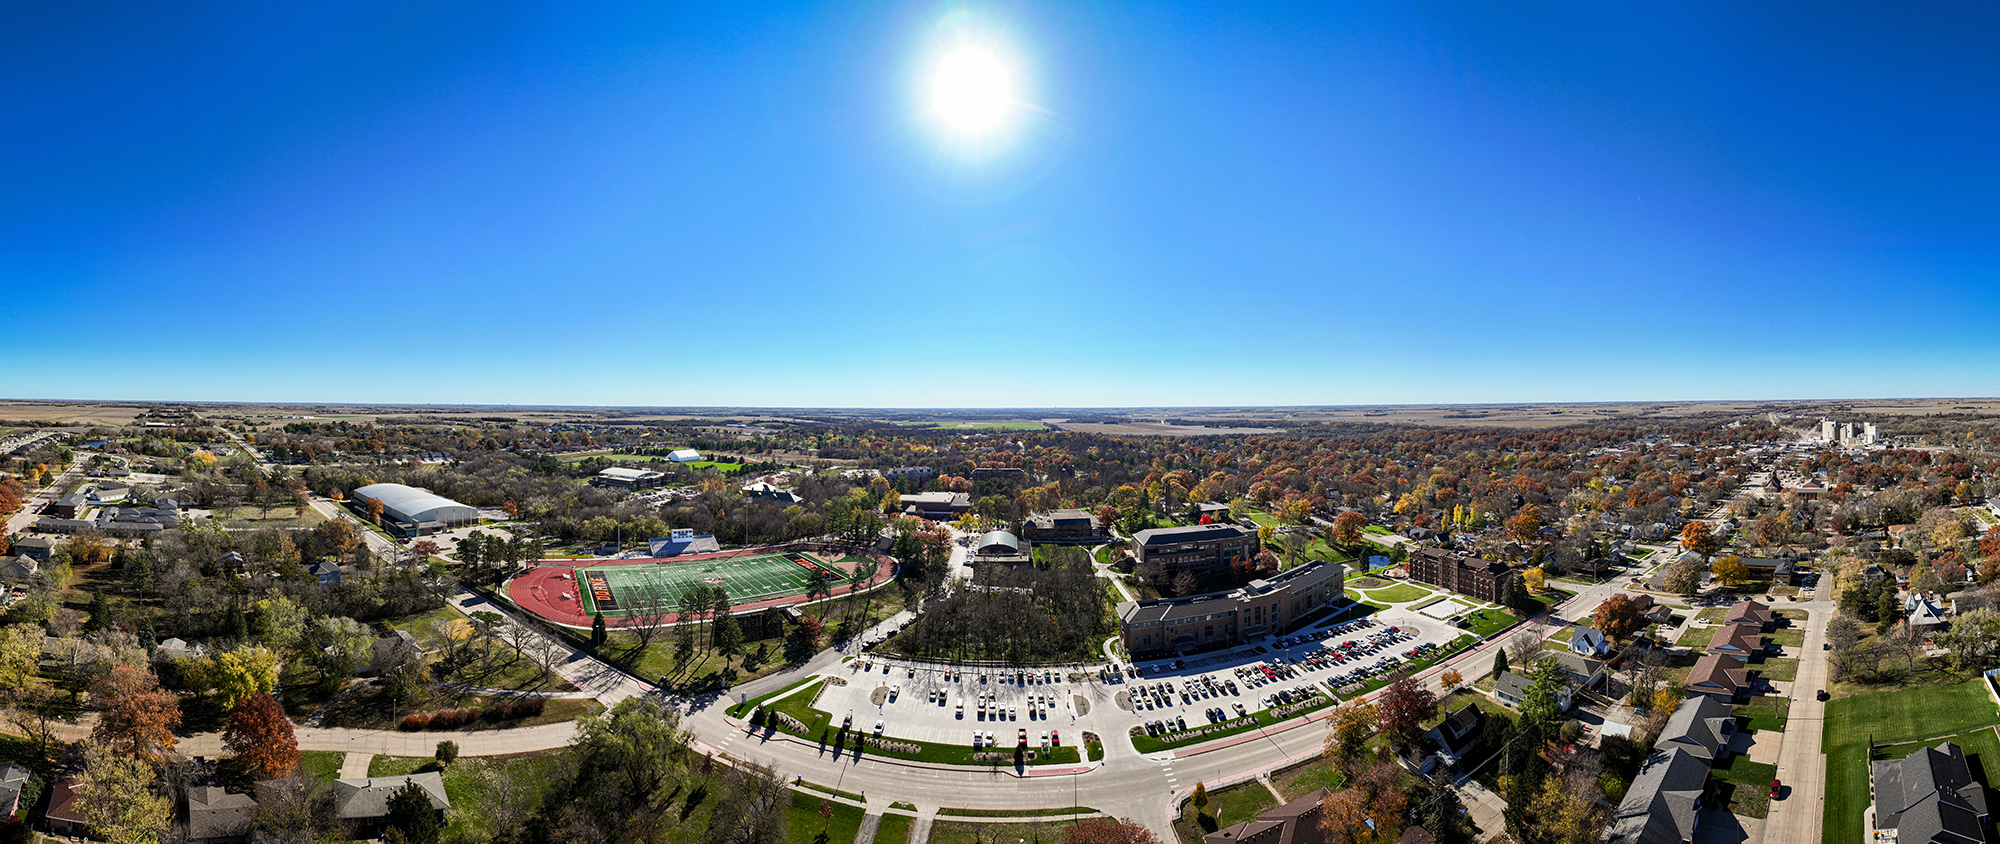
[668,449,703,462]
[350,483,478,536]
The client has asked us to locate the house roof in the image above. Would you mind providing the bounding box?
[1687,653,1754,695]
[187,785,258,840]
[45,776,84,824]
[1655,695,1735,761]
[1570,626,1608,652]
[1873,742,1989,844]
[1434,704,1485,757]
[1727,600,1774,625]
[1494,670,1533,701]
[974,531,1022,554]
[1203,787,1328,844]
[331,773,449,820]
[1604,748,1709,844]
[1708,623,1768,655]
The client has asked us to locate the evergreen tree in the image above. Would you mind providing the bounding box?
[383,781,441,844]
[591,613,607,647]
[1493,648,1509,677]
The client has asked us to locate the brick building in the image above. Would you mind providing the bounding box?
[1406,548,1512,603]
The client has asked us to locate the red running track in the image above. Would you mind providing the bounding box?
[504,547,895,629]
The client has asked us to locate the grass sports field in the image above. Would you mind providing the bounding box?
[578,550,847,616]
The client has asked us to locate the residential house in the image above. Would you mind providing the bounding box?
[11,537,54,563]
[1685,654,1759,702]
[44,776,85,836]
[1623,593,1676,626]
[305,561,342,588]
[371,631,425,674]
[0,555,37,582]
[1707,623,1772,660]
[1424,703,1487,771]
[1724,600,1777,631]
[330,774,450,838]
[1603,747,1709,844]
[1568,626,1610,657]
[0,762,34,819]
[1907,594,1950,634]
[1202,787,1328,844]
[186,785,257,844]
[1494,668,1586,712]
[1654,695,1738,763]
[1547,652,1607,691]
[1872,741,1989,844]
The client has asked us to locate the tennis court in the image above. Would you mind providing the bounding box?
[578,550,848,616]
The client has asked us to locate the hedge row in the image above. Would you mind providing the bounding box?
[399,698,548,731]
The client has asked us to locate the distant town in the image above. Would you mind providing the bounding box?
[0,399,1994,844]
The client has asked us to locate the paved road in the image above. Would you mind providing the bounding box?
[1760,598,1831,844]
[4,462,82,536]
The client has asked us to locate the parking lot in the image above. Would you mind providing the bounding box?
[1122,610,1469,739]
[809,604,1482,755]
[816,656,1101,752]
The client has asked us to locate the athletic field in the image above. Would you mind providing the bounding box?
[577,550,846,616]
[508,546,890,629]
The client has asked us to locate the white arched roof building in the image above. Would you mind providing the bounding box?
[351,483,477,529]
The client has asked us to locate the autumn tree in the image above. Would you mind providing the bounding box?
[1662,553,1706,597]
[1711,555,1751,590]
[77,748,172,844]
[224,693,299,779]
[1680,522,1717,559]
[90,665,181,764]
[180,646,281,710]
[1377,676,1438,743]
[1332,511,1366,546]
[1521,777,1604,844]
[1318,758,1407,844]
[1323,701,1378,769]
[366,497,384,525]
[1439,669,1463,692]
[1507,505,1544,546]
[1592,593,1645,641]
[1064,817,1162,844]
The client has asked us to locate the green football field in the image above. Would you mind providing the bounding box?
[578,551,847,616]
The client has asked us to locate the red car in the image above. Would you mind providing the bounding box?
[1051,730,1061,746]
[1770,780,1783,799]
[1018,729,1028,747]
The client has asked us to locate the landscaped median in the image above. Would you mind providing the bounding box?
[745,676,1083,767]
[1128,692,1336,753]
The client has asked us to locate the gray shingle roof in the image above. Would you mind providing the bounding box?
[1873,742,1989,844]
[1604,747,1708,844]
[1133,523,1253,546]
[1655,695,1735,762]
[187,785,257,840]
[332,773,449,820]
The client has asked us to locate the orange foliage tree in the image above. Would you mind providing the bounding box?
[91,665,181,765]
[223,693,298,778]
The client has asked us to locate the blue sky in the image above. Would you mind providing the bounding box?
[5,2,1998,408]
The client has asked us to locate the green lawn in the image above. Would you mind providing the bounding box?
[212,504,326,528]
[1769,628,1806,649]
[367,752,569,844]
[1176,781,1279,842]
[1697,608,1727,624]
[298,750,343,781]
[785,789,866,844]
[1270,756,1347,801]
[1710,754,1776,819]
[928,820,1078,844]
[1364,525,1392,536]
[873,812,915,843]
[1823,681,2000,844]
[1463,607,1518,638]
[1737,696,1790,733]
[1757,657,1799,683]
[1359,583,1433,603]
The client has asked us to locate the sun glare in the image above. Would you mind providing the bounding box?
[929,45,1017,135]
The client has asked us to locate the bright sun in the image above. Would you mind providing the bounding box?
[930,46,1016,135]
